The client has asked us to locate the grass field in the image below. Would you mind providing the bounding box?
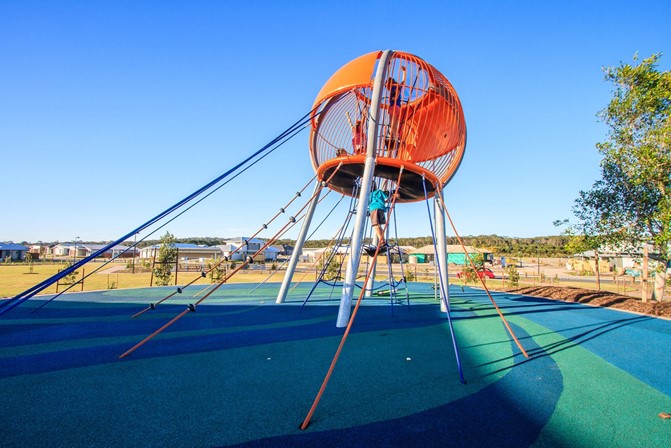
[0,262,212,297]
[0,260,404,298]
[1,258,662,300]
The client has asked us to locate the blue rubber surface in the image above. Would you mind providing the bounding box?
[1,282,670,447]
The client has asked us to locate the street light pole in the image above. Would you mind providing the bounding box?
[73,236,80,265]
[132,234,136,274]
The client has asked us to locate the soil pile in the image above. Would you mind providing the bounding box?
[505,286,671,318]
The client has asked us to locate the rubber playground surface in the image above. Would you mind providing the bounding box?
[1,282,670,447]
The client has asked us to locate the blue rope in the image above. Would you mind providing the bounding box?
[1,108,318,316]
[422,177,465,384]
[32,124,312,313]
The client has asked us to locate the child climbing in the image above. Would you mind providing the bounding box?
[364,183,399,256]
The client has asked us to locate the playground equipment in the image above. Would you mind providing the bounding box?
[2,49,529,411]
[276,50,466,327]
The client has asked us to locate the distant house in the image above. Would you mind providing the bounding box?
[297,245,411,265]
[281,244,294,256]
[303,246,350,263]
[572,243,670,275]
[299,248,321,263]
[51,243,75,257]
[29,244,50,259]
[216,237,279,262]
[408,245,491,265]
[82,244,137,259]
[50,243,136,259]
[0,243,29,262]
[271,245,291,257]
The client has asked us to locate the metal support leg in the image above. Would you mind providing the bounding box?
[435,195,449,312]
[337,49,393,327]
[276,180,323,304]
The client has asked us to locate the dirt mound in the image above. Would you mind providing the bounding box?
[505,286,671,318]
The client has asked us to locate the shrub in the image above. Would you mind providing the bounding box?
[505,265,520,286]
[207,258,225,283]
[153,232,177,286]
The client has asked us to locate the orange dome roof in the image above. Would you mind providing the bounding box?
[310,51,466,202]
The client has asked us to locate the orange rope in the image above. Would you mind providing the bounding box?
[120,167,342,358]
[119,213,307,359]
[436,189,529,358]
[300,167,404,430]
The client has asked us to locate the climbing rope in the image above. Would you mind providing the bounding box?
[2,107,319,316]
[119,197,315,359]
[436,188,530,359]
[119,166,344,358]
[35,159,315,315]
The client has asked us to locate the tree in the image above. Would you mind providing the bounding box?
[504,264,520,287]
[318,249,343,281]
[573,53,671,300]
[153,232,178,286]
[206,258,225,283]
[460,253,485,284]
[62,261,79,284]
[554,213,607,290]
[25,252,34,274]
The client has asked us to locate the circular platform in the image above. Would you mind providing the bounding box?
[318,156,440,202]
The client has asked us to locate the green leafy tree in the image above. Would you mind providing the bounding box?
[153,232,178,286]
[573,53,670,300]
[461,253,485,284]
[505,264,520,287]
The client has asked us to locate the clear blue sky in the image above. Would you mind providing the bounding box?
[1,1,669,244]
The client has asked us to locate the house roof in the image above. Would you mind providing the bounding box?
[0,243,29,251]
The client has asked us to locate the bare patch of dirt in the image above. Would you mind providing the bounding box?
[505,286,671,318]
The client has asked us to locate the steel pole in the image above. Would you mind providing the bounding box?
[337,50,393,327]
[435,194,449,312]
[276,180,323,303]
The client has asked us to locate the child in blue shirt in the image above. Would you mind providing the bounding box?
[369,188,392,247]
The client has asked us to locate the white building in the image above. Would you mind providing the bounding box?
[216,237,279,262]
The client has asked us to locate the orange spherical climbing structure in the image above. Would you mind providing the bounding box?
[309,50,466,201]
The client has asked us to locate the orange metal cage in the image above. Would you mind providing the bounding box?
[309,50,466,202]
